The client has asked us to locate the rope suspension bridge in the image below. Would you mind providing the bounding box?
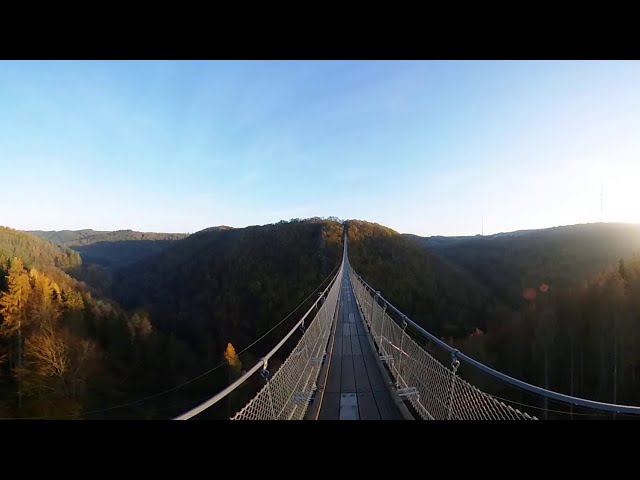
[173,236,640,420]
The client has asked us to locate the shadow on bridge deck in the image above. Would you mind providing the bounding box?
[308,272,411,420]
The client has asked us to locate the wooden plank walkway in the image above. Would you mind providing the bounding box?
[316,272,404,420]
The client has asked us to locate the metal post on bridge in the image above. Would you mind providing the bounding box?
[379,303,387,348]
[257,360,277,420]
[372,290,381,328]
[447,350,461,420]
[397,316,408,388]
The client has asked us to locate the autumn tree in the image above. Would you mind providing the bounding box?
[16,323,99,417]
[0,258,32,336]
[0,257,104,417]
[0,230,211,419]
[0,258,33,406]
[28,268,62,327]
[128,311,153,339]
[224,342,243,418]
[224,342,242,375]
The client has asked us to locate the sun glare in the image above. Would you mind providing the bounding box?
[600,164,640,224]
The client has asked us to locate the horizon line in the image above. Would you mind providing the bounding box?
[7,218,640,240]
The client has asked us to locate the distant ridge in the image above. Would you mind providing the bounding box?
[24,229,189,270]
[27,229,188,247]
[406,221,640,307]
[197,225,235,234]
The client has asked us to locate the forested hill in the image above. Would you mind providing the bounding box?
[111,219,344,362]
[406,222,640,408]
[27,229,189,270]
[0,227,200,419]
[27,229,188,246]
[27,229,108,245]
[0,227,84,308]
[345,220,498,338]
[407,222,640,307]
[0,226,82,272]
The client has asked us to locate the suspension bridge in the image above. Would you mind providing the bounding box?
[173,236,640,420]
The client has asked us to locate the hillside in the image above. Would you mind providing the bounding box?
[0,227,202,420]
[346,220,498,338]
[27,229,109,245]
[406,222,640,409]
[408,222,640,307]
[28,229,188,247]
[112,219,499,357]
[27,229,189,270]
[112,219,344,362]
[0,227,82,273]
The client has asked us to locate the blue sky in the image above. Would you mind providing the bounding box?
[2,60,640,236]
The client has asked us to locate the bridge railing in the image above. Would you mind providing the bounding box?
[174,259,344,420]
[349,265,640,419]
[349,264,534,419]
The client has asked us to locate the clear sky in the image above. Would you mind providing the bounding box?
[2,60,639,236]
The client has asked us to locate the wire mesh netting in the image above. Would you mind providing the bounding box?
[231,264,344,420]
[349,266,536,420]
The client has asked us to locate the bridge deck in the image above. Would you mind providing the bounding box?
[315,272,403,420]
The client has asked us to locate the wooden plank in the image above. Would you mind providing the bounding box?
[325,353,342,393]
[373,390,403,420]
[363,353,387,392]
[339,393,359,420]
[342,332,353,355]
[350,334,363,356]
[332,334,343,356]
[349,322,358,336]
[357,392,381,420]
[353,355,371,393]
[342,323,351,337]
[340,355,356,392]
[318,392,340,420]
